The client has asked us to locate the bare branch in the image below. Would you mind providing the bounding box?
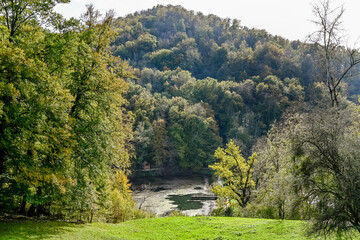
[309,0,360,107]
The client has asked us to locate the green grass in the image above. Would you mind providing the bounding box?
[0,217,327,239]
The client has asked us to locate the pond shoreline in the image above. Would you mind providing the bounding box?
[131,174,218,217]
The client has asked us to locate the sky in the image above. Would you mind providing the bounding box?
[55,0,360,43]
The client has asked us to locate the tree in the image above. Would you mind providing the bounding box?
[209,140,257,208]
[179,78,244,142]
[0,4,136,220]
[309,0,360,107]
[65,5,134,219]
[253,121,310,220]
[0,0,75,214]
[0,16,77,215]
[132,122,153,169]
[286,106,360,236]
[151,119,170,167]
[168,100,221,170]
[0,0,69,40]
[110,170,135,223]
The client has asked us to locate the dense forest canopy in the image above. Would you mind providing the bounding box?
[111,4,360,99]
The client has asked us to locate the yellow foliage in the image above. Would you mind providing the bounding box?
[113,170,132,195]
[209,140,257,208]
[15,164,70,194]
[110,170,135,222]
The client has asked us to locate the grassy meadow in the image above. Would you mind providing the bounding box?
[0,216,325,240]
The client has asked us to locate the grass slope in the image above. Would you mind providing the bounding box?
[0,217,320,240]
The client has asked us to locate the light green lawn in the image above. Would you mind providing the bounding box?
[0,217,332,240]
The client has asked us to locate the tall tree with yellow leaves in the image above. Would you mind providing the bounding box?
[210,140,257,208]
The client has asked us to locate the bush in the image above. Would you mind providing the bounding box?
[168,211,185,217]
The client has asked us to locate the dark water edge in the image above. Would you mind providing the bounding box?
[130,170,215,190]
[130,167,214,181]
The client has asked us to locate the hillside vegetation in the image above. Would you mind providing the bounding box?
[109,5,360,173]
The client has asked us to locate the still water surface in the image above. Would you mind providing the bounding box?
[131,175,217,216]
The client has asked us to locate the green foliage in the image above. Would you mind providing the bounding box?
[112,6,360,166]
[64,6,134,218]
[210,140,257,208]
[252,122,309,220]
[0,25,75,215]
[151,119,170,167]
[0,3,136,221]
[110,4,360,98]
[1,2,359,231]
[147,49,176,70]
[126,63,305,164]
[168,100,221,170]
[254,104,360,237]
[110,7,359,176]
[290,106,360,236]
[0,0,70,39]
[168,211,185,217]
[126,71,224,172]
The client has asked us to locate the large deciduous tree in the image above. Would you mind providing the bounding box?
[260,104,360,236]
[0,26,74,215]
[64,5,134,218]
[291,106,360,236]
[0,3,135,220]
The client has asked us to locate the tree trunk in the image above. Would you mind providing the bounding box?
[0,124,6,175]
[0,150,4,175]
[27,204,36,217]
[19,197,27,216]
[90,210,93,223]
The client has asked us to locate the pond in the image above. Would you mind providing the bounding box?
[131,175,218,216]
[167,194,203,211]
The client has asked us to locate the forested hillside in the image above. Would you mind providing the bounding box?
[110,5,359,172]
[112,5,308,82]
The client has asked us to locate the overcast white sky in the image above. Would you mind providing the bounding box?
[55,0,360,43]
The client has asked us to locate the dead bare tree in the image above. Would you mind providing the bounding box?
[309,0,360,107]
[137,183,156,210]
